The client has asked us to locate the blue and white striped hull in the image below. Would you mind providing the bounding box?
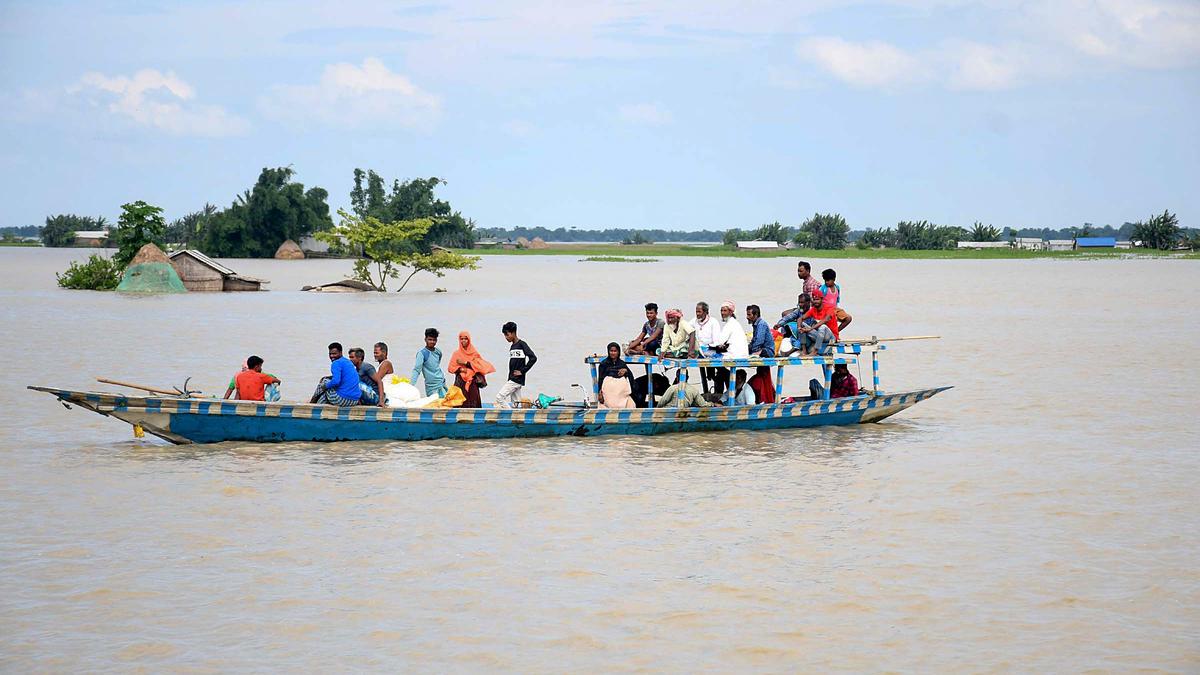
[30,386,951,445]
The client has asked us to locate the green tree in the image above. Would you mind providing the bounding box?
[349,170,476,248]
[166,203,217,246]
[201,167,334,257]
[1131,210,1181,250]
[722,228,745,246]
[750,221,793,244]
[56,254,122,290]
[42,214,102,247]
[970,222,1001,242]
[113,201,167,267]
[858,227,897,248]
[895,220,964,249]
[317,210,480,292]
[794,213,849,250]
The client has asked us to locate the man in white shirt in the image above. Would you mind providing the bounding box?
[710,300,749,397]
[693,301,723,396]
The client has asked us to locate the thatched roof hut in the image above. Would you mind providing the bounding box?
[116,244,187,294]
[274,239,305,259]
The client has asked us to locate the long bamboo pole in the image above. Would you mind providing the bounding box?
[96,377,194,396]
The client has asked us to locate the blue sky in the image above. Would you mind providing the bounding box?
[1,0,1197,231]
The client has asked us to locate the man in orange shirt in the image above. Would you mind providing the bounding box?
[234,355,280,401]
[795,292,839,356]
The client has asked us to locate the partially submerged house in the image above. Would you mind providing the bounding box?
[73,230,110,247]
[168,249,268,291]
[1046,239,1075,251]
[956,241,1012,249]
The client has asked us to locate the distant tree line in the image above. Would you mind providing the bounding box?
[475,226,726,243]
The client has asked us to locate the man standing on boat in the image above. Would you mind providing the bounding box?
[312,342,361,406]
[496,321,537,408]
[746,304,776,404]
[711,301,749,398]
[411,328,448,398]
[693,301,722,395]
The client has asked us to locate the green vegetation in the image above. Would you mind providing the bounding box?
[0,239,41,247]
[56,253,122,290]
[113,200,167,267]
[318,210,480,292]
[41,214,107,247]
[199,167,333,257]
[580,256,659,262]
[796,213,850,250]
[970,222,1002,242]
[1131,210,1181,250]
[166,203,216,247]
[350,170,475,248]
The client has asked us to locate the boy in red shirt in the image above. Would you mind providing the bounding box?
[234,355,280,401]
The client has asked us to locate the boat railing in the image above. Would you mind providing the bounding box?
[584,344,885,407]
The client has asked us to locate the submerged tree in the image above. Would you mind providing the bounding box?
[350,170,476,248]
[200,167,333,257]
[318,210,480,292]
[113,201,167,267]
[166,203,217,246]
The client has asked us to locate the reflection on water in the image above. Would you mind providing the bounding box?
[2,248,1198,671]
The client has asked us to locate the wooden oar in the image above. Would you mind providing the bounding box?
[843,335,940,344]
[96,377,199,397]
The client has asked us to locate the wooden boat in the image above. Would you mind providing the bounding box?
[28,342,949,444]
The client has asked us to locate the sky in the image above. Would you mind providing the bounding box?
[1,0,1197,231]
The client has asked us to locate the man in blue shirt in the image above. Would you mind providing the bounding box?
[310,342,362,406]
[745,304,776,404]
[410,328,448,397]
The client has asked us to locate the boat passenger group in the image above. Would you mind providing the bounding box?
[226,261,860,410]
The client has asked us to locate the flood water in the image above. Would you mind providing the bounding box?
[1,247,1197,671]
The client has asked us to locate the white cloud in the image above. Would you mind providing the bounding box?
[70,69,247,136]
[796,37,923,89]
[258,57,440,130]
[1029,0,1200,69]
[617,102,673,126]
[944,42,1024,90]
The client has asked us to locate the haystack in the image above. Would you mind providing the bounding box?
[274,239,305,260]
[516,236,531,249]
[116,243,187,293]
[529,236,549,249]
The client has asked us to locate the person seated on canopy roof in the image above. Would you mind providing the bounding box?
[774,293,811,356]
[596,342,636,409]
[311,342,361,406]
[659,308,696,358]
[625,302,665,356]
[794,291,839,356]
[371,342,395,407]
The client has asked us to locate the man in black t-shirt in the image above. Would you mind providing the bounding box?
[495,321,538,408]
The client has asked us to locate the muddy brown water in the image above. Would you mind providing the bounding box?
[1,248,1197,671]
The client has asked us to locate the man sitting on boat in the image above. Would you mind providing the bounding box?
[773,293,810,356]
[660,381,717,408]
[347,347,379,405]
[625,302,664,356]
[831,364,860,398]
[234,355,280,402]
[310,342,361,407]
[371,342,394,407]
[793,291,839,355]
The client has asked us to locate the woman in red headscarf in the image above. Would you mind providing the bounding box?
[448,331,495,408]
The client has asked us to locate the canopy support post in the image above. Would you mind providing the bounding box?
[645,364,655,408]
[822,363,832,400]
[872,350,881,394]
